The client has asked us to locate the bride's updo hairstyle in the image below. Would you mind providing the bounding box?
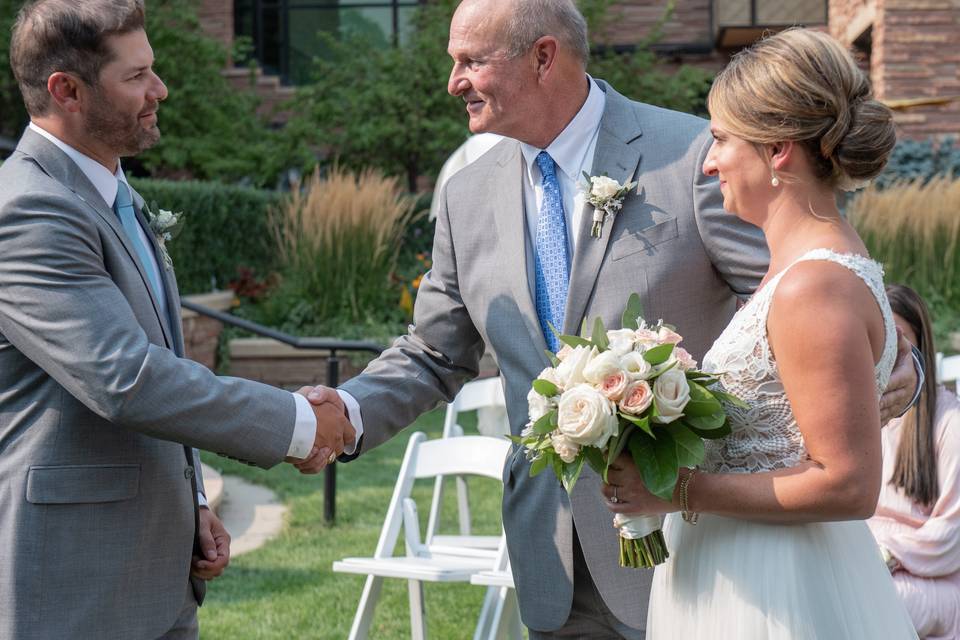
[708,28,896,190]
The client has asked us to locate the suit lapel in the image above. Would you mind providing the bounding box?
[563,83,643,334]
[19,130,175,349]
[491,143,549,357]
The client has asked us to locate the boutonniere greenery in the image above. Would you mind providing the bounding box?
[581,173,638,238]
[143,201,184,270]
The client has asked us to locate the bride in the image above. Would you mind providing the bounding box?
[601,28,918,639]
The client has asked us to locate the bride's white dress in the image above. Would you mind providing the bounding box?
[646,249,918,639]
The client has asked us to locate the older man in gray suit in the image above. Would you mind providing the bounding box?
[305,0,917,637]
[0,1,353,638]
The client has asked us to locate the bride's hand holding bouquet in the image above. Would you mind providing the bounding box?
[516,294,745,568]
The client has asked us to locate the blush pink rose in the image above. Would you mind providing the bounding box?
[620,380,653,415]
[600,371,629,402]
[657,326,683,345]
[673,347,698,371]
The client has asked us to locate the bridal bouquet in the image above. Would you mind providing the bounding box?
[517,294,744,568]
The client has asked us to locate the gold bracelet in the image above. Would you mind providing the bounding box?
[679,468,699,525]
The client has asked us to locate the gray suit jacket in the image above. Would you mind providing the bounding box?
[340,82,768,632]
[0,129,297,639]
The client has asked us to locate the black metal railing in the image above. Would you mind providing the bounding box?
[181,298,384,524]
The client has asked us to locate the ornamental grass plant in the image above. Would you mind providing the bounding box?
[849,175,960,347]
[265,165,417,336]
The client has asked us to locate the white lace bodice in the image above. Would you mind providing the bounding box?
[701,249,897,474]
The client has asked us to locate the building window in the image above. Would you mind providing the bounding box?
[235,0,421,85]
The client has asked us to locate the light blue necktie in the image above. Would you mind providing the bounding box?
[534,151,570,353]
[114,179,163,298]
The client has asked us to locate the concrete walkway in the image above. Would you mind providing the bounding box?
[201,463,287,556]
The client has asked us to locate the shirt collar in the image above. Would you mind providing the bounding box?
[520,75,606,183]
[28,122,127,207]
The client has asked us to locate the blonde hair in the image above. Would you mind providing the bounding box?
[708,28,896,189]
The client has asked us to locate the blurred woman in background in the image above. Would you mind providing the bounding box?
[869,284,960,639]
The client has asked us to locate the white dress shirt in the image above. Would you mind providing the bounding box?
[27,123,321,473]
[338,76,605,440]
[518,76,606,297]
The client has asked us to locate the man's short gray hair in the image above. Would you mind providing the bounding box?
[502,0,590,67]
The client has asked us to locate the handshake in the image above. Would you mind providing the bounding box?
[286,386,357,474]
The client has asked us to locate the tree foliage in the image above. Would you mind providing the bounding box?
[281,0,467,192]
[138,0,278,185]
[283,0,713,191]
[0,0,278,184]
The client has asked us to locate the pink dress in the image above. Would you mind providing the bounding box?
[869,387,960,639]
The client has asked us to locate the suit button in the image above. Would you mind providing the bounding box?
[184,467,195,480]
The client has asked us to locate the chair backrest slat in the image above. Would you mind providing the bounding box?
[413,436,511,480]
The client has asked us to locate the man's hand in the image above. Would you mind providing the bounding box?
[286,386,356,474]
[879,329,919,426]
[192,506,230,580]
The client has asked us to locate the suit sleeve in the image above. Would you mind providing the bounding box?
[691,130,768,297]
[0,192,296,469]
[339,182,485,454]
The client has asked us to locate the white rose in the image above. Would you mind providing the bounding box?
[590,175,621,200]
[537,366,564,390]
[156,209,176,228]
[555,345,596,388]
[606,328,637,357]
[551,433,580,464]
[583,350,623,385]
[620,351,652,379]
[557,383,618,448]
[652,368,690,423]
[527,386,556,424]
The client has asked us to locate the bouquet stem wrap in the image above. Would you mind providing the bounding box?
[614,513,668,568]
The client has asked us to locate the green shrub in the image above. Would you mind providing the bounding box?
[130,178,281,294]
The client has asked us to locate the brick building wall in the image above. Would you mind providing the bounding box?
[198,0,233,54]
[831,0,960,139]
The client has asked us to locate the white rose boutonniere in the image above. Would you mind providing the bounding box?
[144,201,184,270]
[581,173,638,238]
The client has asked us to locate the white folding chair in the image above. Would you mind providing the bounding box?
[426,376,508,552]
[938,352,960,394]
[333,432,512,640]
[470,536,523,640]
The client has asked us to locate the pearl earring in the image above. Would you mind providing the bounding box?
[771,170,780,187]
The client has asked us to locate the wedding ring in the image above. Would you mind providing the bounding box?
[610,486,620,504]
[327,452,337,464]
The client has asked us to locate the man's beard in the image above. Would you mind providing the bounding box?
[84,91,161,157]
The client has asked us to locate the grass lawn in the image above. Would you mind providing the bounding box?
[198,408,508,639]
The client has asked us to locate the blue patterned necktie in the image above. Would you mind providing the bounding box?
[534,151,570,353]
[114,179,163,298]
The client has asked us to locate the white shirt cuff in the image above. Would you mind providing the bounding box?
[198,493,209,508]
[288,392,318,459]
[338,389,364,455]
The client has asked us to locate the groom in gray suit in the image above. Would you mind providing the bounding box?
[306,0,917,636]
[0,1,353,638]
